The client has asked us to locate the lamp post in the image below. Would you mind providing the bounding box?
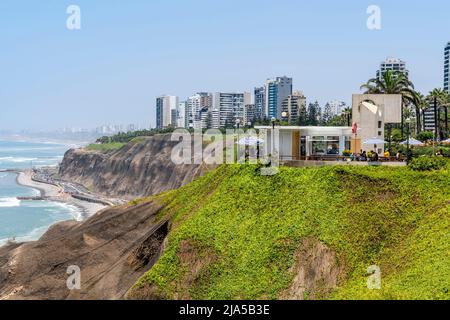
[271,117,277,156]
[236,118,241,163]
[406,118,411,163]
[281,111,289,125]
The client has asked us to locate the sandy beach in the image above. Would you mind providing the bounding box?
[15,170,106,219]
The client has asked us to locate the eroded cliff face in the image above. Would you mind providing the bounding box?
[59,134,213,199]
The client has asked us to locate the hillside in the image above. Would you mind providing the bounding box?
[1,164,448,300]
[59,135,214,199]
[128,164,450,300]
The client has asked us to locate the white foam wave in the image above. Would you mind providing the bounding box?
[0,225,49,248]
[0,197,21,208]
[0,157,38,163]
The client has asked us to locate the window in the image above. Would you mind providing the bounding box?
[378,121,382,129]
[378,131,382,136]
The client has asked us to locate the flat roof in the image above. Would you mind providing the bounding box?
[255,126,352,130]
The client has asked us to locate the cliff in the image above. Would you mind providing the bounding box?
[59,134,213,199]
[0,165,449,300]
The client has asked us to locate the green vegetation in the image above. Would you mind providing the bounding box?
[131,164,450,300]
[409,157,450,171]
[86,142,126,152]
[96,128,177,144]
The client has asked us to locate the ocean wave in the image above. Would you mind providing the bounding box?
[0,225,49,248]
[0,157,39,163]
[0,197,21,208]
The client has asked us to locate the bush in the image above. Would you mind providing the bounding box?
[409,157,450,171]
[416,131,434,142]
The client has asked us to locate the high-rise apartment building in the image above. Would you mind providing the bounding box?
[445,42,449,93]
[214,92,251,128]
[281,91,306,125]
[244,104,257,126]
[254,87,265,121]
[265,76,293,119]
[377,57,409,80]
[187,93,213,129]
[156,95,178,129]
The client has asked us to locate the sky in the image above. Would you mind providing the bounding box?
[0,0,449,131]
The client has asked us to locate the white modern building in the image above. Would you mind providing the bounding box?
[214,92,251,128]
[156,95,178,129]
[187,93,213,129]
[377,57,409,80]
[256,94,403,161]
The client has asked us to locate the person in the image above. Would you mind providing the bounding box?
[372,151,379,162]
[384,150,390,159]
[396,152,401,161]
[350,153,354,161]
[360,151,367,161]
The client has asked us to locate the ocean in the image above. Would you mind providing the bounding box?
[0,140,82,246]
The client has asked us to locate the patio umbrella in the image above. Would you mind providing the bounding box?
[363,138,387,145]
[400,138,424,146]
[237,137,265,146]
[442,138,450,144]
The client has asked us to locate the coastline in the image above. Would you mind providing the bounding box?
[15,170,106,219]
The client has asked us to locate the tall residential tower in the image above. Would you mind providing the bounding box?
[377,57,409,80]
[265,76,293,119]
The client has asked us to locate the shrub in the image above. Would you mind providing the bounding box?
[408,157,450,171]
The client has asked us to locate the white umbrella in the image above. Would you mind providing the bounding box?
[400,138,424,146]
[363,138,387,145]
[237,137,265,146]
[442,138,450,144]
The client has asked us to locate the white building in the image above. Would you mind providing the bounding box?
[214,92,251,128]
[187,93,213,129]
[377,57,409,80]
[156,95,178,129]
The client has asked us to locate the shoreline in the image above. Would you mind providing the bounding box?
[14,170,106,220]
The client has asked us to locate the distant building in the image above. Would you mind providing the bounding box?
[377,57,409,80]
[424,101,437,132]
[445,42,449,93]
[178,101,187,128]
[187,93,213,129]
[265,76,293,119]
[156,95,178,129]
[281,91,306,125]
[325,100,347,117]
[214,92,251,128]
[244,104,257,126]
[254,87,265,121]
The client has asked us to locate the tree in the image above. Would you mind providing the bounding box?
[321,103,334,125]
[341,107,352,127]
[426,88,450,140]
[307,101,320,126]
[360,70,418,139]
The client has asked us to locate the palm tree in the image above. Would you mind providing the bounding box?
[341,107,352,126]
[361,70,418,139]
[413,92,428,134]
[426,88,450,140]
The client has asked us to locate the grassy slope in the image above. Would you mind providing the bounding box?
[132,165,450,300]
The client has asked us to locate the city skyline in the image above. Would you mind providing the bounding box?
[1,1,449,131]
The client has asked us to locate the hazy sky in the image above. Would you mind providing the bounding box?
[1,0,449,131]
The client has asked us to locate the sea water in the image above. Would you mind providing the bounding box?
[0,140,82,246]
